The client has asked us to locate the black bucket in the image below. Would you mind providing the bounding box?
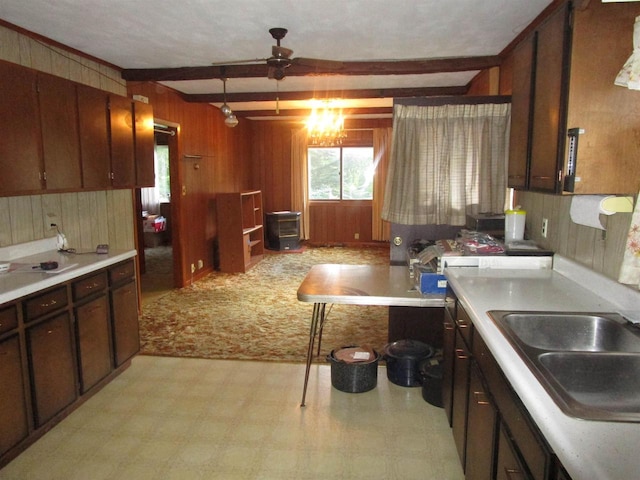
[418,358,444,407]
[328,346,380,393]
[384,339,434,387]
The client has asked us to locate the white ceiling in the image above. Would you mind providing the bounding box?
[0,0,554,118]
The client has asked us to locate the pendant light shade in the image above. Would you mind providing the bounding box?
[221,77,239,127]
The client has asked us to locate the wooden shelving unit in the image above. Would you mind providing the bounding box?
[216,190,264,273]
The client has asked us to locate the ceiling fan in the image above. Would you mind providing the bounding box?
[212,27,343,81]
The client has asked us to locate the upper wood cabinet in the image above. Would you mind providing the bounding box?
[0,62,43,194]
[508,33,536,190]
[108,94,136,188]
[508,1,640,195]
[0,59,155,196]
[37,73,83,191]
[133,101,155,187]
[77,84,112,189]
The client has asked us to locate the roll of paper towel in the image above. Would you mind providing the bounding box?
[569,195,631,230]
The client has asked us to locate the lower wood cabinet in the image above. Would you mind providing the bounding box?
[0,258,139,469]
[111,280,139,366]
[0,335,29,456]
[497,423,530,480]
[465,362,497,480]
[443,297,566,480]
[452,328,471,467]
[75,295,112,393]
[27,313,77,427]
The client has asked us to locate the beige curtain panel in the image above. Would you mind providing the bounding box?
[382,102,510,226]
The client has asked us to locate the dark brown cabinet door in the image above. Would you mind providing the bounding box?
[108,95,135,188]
[442,302,456,425]
[27,313,77,427]
[465,363,498,480]
[529,2,571,192]
[0,336,30,456]
[496,424,530,480]
[37,72,82,190]
[77,84,111,189]
[111,280,139,366]
[508,33,536,190]
[75,295,112,393]
[452,328,470,467]
[133,101,155,187]
[0,61,43,194]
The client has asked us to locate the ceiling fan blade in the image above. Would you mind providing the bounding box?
[292,57,344,70]
[211,58,267,66]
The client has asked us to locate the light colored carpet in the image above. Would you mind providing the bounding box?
[139,245,391,363]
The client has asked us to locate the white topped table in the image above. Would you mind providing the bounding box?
[297,264,446,406]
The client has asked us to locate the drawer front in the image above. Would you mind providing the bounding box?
[73,272,108,301]
[24,286,68,321]
[109,260,135,285]
[0,304,19,334]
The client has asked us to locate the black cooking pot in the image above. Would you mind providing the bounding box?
[418,358,444,407]
[384,339,434,387]
[327,346,380,393]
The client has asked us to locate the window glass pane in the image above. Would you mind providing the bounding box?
[308,147,340,199]
[154,144,171,202]
[342,147,374,200]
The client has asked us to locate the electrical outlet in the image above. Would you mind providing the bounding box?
[354,233,359,240]
[541,218,549,238]
[197,259,203,269]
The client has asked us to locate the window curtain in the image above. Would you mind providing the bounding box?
[382,102,511,226]
[372,127,392,241]
[141,187,160,215]
[291,128,310,240]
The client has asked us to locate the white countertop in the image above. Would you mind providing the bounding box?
[445,256,640,480]
[0,243,137,305]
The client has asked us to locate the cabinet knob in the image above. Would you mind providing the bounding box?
[40,299,57,308]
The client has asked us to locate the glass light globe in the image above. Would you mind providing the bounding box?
[225,114,239,128]
[220,103,232,117]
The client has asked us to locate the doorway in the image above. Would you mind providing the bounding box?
[137,122,179,304]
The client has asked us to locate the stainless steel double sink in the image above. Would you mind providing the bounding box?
[487,311,640,422]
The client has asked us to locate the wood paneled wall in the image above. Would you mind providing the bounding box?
[0,23,134,251]
[249,118,392,245]
[127,82,252,284]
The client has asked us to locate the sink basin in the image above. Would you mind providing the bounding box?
[538,352,640,422]
[498,312,640,352]
[488,311,640,422]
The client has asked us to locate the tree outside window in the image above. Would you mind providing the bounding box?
[308,147,374,200]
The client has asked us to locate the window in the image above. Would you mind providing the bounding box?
[308,147,374,200]
[154,144,171,203]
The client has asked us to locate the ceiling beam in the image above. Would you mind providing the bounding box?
[122,56,502,82]
[181,85,469,103]
[237,107,393,118]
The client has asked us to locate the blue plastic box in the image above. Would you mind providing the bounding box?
[414,266,447,294]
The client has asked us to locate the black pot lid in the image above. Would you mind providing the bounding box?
[385,339,433,360]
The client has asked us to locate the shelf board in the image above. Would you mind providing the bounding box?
[243,224,263,235]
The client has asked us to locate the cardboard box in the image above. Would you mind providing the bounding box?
[414,265,447,294]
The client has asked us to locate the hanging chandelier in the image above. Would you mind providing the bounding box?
[306,101,347,146]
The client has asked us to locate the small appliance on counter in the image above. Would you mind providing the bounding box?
[466,213,505,238]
